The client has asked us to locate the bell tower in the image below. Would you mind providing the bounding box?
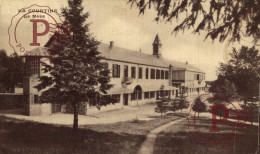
[153,34,162,57]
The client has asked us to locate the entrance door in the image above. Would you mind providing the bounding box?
[123,94,128,106]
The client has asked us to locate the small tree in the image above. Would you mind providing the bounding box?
[178,99,190,113]
[155,85,169,117]
[169,99,180,115]
[155,100,168,118]
[192,98,207,117]
[177,86,190,112]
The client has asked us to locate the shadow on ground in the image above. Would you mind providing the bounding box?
[154,116,258,154]
[0,116,145,154]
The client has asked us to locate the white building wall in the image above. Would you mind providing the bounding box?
[85,59,176,114]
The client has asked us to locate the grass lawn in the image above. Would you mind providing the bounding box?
[0,113,185,154]
[154,116,258,154]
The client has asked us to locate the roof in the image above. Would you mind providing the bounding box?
[98,43,204,73]
[40,35,204,73]
[22,47,50,57]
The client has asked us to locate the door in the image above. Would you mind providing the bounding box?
[123,94,128,106]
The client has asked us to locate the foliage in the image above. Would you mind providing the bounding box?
[207,99,228,118]
[217,46,260,105]
[208,75,237,102]
[177,86,190,112]
[155,85,170,117]
[0,49,25,93]
[129,0,260,44]
[155,100,169,117]
[177,98,190,112]
[192,97,207,117]
[36,0,112,130]
[169,99,180,114]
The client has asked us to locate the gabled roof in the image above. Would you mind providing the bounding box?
[98,43,204,73]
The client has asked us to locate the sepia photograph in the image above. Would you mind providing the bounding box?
[0,0,259,153]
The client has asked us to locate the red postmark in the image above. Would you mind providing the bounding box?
[8,4,72,63]
[187,92,252,149]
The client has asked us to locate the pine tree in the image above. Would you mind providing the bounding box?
[192,98,207,117]
[155,85,169,117]
[177,86,190,112]
[36,0,112,130]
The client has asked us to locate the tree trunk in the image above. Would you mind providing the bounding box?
[73,102,78,131]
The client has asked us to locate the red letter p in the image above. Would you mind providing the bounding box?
[209,105,229,132]
[30,19,50,46]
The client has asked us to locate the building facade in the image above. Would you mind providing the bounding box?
[23,34,206,115]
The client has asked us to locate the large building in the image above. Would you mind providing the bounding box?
[23,34,206,115]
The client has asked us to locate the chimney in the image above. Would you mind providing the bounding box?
[109,41,114,49]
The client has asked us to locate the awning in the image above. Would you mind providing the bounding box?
[105,86,133,95]
[141,84,176,92]
[105,83,178,95]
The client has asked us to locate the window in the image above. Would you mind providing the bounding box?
[176,90,178,97]
[112,94,120,103]
[161,70,165,79]
[197,74,199,80]
[138,92,142,100]
[172,90,174,95]
[167,90,170,97]
[144,92,150,99]
[156,91,160,99]
[138,67,142,79]
[131,93,136,101]
[146,68,149,79]
[165,71,169,79]
[151,69,155,79]
[150,91,155,98]
[28,57,40,76]
[131,67,136,78]
[156,69,160,79]
[103,95,112,104]
[124,65,128,77]
[112,64,120,77]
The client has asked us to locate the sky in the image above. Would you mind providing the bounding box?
[0,0,255,80]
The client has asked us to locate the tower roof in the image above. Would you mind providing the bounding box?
[153,34,162,45]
